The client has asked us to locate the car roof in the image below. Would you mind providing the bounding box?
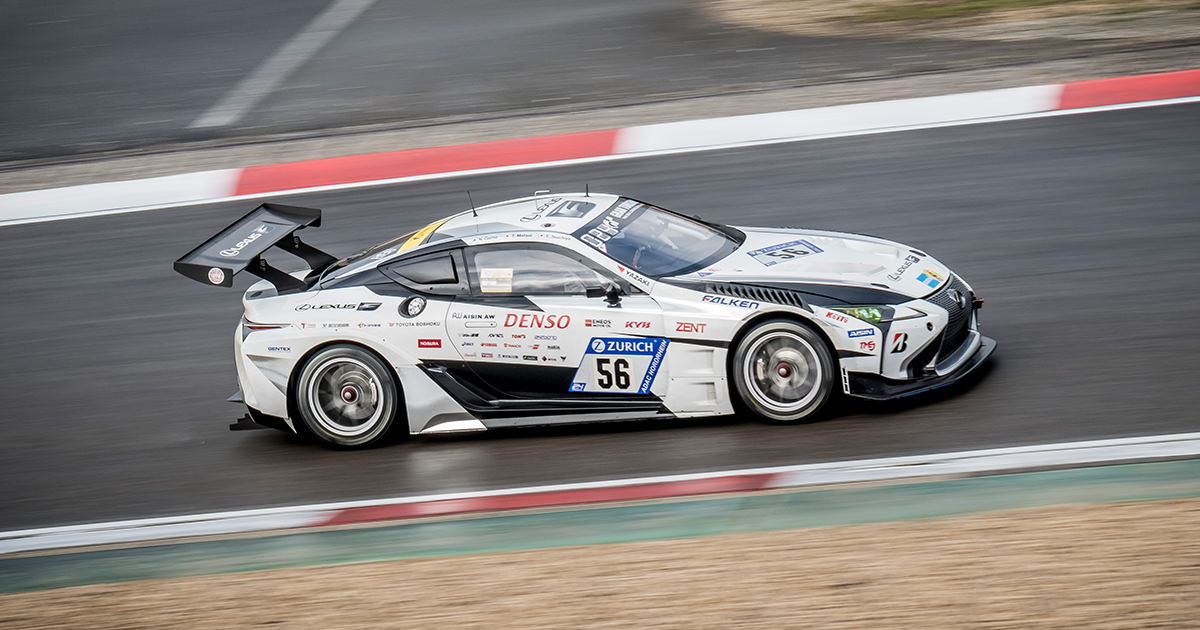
[426,192,619,243]
[323,193,622,282]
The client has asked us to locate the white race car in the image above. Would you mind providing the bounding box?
[176,193,994,448]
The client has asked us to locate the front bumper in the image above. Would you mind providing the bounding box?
[845,335,995,400]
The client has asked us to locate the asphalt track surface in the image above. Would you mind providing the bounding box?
[3,0,1187,161]
[1,103,1198,530]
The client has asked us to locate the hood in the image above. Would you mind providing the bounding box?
[682,227,951,300]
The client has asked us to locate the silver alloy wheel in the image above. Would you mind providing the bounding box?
[742,331,823,414]
[306,356,385,439]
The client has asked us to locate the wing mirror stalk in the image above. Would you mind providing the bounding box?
[586,285,623,308]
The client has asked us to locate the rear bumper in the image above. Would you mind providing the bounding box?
[845,335,995,400]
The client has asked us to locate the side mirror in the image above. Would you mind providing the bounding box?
[585,284,623,308]
[604,284,622,308]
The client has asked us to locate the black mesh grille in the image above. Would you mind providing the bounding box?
[925,276,973,360]
[705,283,807,308]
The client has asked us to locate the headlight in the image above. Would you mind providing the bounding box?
[830,305,926,324]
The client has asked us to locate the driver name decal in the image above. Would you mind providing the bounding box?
[570,337,669,394]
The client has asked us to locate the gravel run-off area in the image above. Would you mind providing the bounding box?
[2,497,1197,629]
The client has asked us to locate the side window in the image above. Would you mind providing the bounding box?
[380,252,467,295]
[469,246,611,296]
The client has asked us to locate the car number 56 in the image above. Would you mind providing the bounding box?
[595,357,631,389]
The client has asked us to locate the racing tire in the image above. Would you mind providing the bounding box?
[731,319,835,423]
[294,345,400,448]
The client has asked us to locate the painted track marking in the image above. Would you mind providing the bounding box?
[189,0,379,129]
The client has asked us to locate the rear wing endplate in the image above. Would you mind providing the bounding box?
[173,203,336,294]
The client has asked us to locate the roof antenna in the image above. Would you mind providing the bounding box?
[585,183,590,197]
[466,190,478,218]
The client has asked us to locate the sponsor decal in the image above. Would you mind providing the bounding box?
[522,355,538,361]
[511,333,526,339]
[504,343,522,348]
[219,224,271,257]
[675,322,707,333]
[702,295,760,309]
[488,333,504,338]
[463,352,477,358]
[580,233,607,252]
[522,198,598,223]
[461,342,475,347]
[891,332,908,353]
[356,322,382,328]
[534,334,557,340]
[481,342,498,347]
[584,318,611,328]
[617,265,653,289]
[356,302,381,311]
[369,248,397,261]
[823,311,850,324]
[388,320,440,327]
[296,303,357,311]
[322,322,349,328]
[887,254,921,282]
[481,352,494,359]
[571,337,669,395]
[267,346,290,353]
[847,328,875,338]
[746,239,824,267]
[207,267,225,285]
[504,313,571,329]
[696,268,717,278]
[418,339,442,348]
[461,332,479,338]
[917,269,944,289]
[452,312,496,320]
[500,353,519,359]
[546,344,561,350]
[520,196,561,222]
[859,341,876,352]
[625,321,651,329]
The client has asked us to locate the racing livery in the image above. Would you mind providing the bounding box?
[175,194,994,448]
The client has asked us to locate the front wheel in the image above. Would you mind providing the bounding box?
[294,345,400,448]
[731,320,835,423]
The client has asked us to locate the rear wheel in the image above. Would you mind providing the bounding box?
[295,345,399,448]
[732,320,834,423]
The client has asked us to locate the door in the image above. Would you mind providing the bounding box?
[444,242,667,401]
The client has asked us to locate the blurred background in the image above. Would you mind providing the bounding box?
[1,1,1198,626]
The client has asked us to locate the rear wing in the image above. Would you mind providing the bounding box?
[173,203,336,294]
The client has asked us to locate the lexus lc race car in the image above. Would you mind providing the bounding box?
[175,193,994,448]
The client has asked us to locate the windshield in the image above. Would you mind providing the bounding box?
[574,199,742,277]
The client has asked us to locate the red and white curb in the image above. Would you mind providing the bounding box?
[1,68,1198,227]
[3,432,1198,555]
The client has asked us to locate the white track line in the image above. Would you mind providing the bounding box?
[189,0,379,129]
[2,432,1198,555]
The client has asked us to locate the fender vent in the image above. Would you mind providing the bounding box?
[705,283,808,308]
